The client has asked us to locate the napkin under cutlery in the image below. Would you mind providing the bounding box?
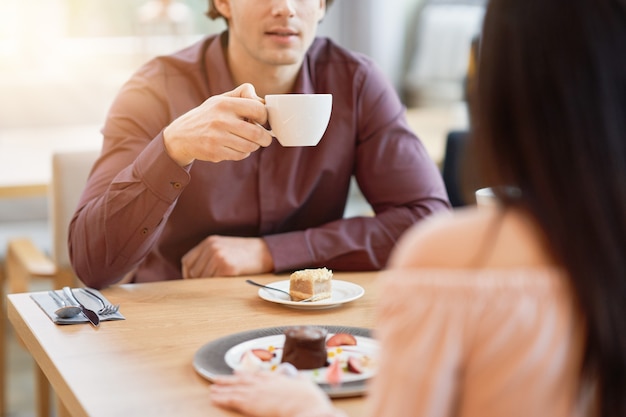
[31,288,125,325]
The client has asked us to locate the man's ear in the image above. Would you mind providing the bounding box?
[317,0,326,21]
[214,0,231,19]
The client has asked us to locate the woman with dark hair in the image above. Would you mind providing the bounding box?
[209,0,626,416]
[469,0,626,415]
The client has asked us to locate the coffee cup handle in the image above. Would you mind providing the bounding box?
[253,121,275,138]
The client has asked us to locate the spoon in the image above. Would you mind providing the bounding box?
[245,279,323,302]
[48,290,81,318]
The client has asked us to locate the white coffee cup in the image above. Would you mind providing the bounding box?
[265,94,332,147]
[475,186,521,208]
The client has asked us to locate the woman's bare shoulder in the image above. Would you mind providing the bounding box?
[388,207,493,268]
[388,206,552,269]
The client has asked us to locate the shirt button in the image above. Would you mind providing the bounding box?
[171,181,182,189]
[141,228,148,235]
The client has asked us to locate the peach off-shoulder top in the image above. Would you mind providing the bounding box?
[366,268,593,417]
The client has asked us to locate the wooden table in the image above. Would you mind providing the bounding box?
[0,184,48,199]
[7,272,380,417]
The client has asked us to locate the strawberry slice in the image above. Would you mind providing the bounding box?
[347,356,363,374]
[250,349,275,362]
[326,359,343,386]
[326,333,357,347]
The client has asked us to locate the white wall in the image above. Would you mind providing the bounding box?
[318,0,424,92]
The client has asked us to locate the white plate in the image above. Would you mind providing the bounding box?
[257,280,365,309]
[224,333,378,384]
[193,325,377,398]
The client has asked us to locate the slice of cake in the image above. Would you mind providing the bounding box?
[281,325,329,369]
[289,267,333,301]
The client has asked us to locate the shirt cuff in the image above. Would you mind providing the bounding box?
[263,230,314,272]
[135,133,191,202]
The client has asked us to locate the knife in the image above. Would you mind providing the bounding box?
[62,287,100,327]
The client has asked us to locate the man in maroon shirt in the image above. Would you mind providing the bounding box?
[68,0,450,288]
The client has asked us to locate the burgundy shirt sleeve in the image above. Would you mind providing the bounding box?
[68,57,196,288]
[69,132,192,288]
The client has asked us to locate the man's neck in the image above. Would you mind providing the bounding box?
[231,63,299,98]
[223,36,302,97]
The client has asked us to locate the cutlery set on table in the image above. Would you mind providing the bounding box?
[31,287,124,327]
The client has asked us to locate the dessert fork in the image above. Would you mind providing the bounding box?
[245,279,322,302]
[80,288,120,315]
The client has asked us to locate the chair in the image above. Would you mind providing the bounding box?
[2,149,99,417]
[442,130,471,207]
[441,129,487,207]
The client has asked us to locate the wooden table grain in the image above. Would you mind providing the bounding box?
[7,272,380,417]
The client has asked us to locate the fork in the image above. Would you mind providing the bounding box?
[245,279,324,302]
[80,288,120,315]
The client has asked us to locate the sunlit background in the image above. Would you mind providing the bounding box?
[0,0,485,126]
[0,0,226,128]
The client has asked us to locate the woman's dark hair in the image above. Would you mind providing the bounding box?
[473,0,626,415]
[206,0,335,20]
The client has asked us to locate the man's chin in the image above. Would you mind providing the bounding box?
[260,49,305,67]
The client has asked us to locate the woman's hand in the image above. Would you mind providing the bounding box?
[210,371,345,417]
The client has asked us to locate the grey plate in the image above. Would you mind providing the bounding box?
[193,325,374,398]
